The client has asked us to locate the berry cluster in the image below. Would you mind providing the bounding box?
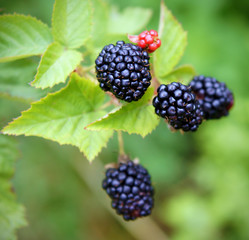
[137,30,161,53]
[102,160,154,221]
[189,76,234,119]
[95,41,151,102]
[96,28,235,222]
[153,82,204,132]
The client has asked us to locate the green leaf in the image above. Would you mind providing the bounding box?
[0,135,27,240]
[91,0,109,47]
[87,88,160,137]
[32,42,82,89]
[2,73,113,162]
[108,7,152,35]
[0,136,18,179]
[0,14,52,63]
[158,65,196,85]
[0,59,46,100]
[52,0,92,49]
[154,2,187,78]
[0,184,26,240]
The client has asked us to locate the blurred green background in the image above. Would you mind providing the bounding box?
[1,0,249,239]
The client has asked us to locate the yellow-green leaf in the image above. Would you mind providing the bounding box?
[108,7,152,35]
[52,0,92,49]
[32,42,82,89]
[158,65,196,85]
[154,2,187,78]
[87,88,159,137]
[2,74,113,162]
[0,15,52,62]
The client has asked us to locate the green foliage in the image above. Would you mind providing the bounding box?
[0,15,52,63]
[0,136,18,179]
[88,2,153,62]
[108,7,152,34]
[88,88,159,137]
[0,59,44,100]
[154,2,187,82]
[161,99,249,240]
[91,0,109,47]
[32,42,82,88]
[159,64,196,84]
[1,0,249,239]
[3,73,113,161]
[52,0,92,49]
[0,135,26,240]
[0,0,191,161]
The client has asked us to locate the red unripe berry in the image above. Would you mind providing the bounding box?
[148,43,158,52]
[139,30,149,39]
[149,30,158,37]
[156,39,161,47]
[145,35,154,44]
[138,39,147,48]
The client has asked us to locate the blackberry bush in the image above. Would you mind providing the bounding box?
[153,82,204,132]
[189,76,234,119]
[0,0,237,236]
[102,160,154,221]
[95,41,151,102]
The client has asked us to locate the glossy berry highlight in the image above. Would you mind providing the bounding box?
[95,41,151,102]
[153,82,204,132]
[189,76,234,119]
[102,160,154,221]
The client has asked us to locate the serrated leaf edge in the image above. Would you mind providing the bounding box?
[87,104,160,138]
[0,14,53,62]
[31,42,83,89]
[1,74,111,161]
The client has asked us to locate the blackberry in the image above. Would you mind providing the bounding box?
[102,160,154,220]
[95,41,151,102]
[189,76,234,119]
[153,82,204,132]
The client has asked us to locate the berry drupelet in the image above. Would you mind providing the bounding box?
[189,76,234,119]
[137,30,161,53]
[102,160,154,221]
[95,41,151,102]
[128,30,161,53]
[153,82,204,132]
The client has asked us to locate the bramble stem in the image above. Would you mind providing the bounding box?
[117,131,130,163]
[151,65,160,92]
[71,158,169,240]
[117,131,125,156]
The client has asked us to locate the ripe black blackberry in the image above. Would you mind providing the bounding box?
[153,82,204,132]
[102,160,154,220]
[189,76,234,119]
[95,41,151,102]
